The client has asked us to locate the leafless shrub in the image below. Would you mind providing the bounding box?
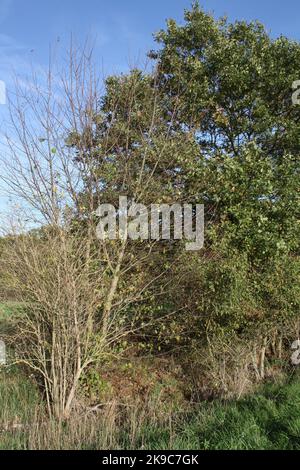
[1,228,133,419]
[185,336,257,400]
[0,41,183,419]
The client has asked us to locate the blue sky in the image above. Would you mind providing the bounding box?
[1,0,300,84]
[0,0,299,208]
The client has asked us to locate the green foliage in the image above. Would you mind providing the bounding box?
[137,3,300,346]
[80,369,112,402]
[151,3,300,260]
[63,4,300,351]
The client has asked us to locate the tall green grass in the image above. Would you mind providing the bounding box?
[140,375,300,450]
[0,368,40,449]
[0,366,300,449]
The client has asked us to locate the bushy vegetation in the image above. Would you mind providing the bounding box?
[0,2,299,449]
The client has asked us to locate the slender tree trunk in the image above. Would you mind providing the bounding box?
[102,239,127,335]
[259,336,267,380]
